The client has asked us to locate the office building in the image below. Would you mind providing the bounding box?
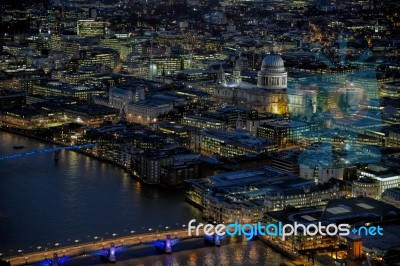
[77,20,110,37]
[199,129,277,157]
[32,82,104,101]
[353,165,400,199]
[257,120,309,147]
[186,167,348,223]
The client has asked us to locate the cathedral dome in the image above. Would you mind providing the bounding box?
[261,53,285,70]
[257,53,287,89]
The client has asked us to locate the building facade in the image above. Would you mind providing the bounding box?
[77,20,110,37]
[213,53,288,114]
[199,129,277,157]
[257,120,310,147]
[355,165,400,199]
[381,187,400,208]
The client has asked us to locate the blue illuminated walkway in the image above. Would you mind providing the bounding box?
[0,144,96,161]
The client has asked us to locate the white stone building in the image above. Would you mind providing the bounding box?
[214,53,288,115]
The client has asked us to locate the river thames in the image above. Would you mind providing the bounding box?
[0,131,290,265]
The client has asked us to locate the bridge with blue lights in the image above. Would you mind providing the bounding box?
[0,144,97,161]
[3,229,223,265]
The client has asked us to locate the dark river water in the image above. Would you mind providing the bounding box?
[0,131,289,265]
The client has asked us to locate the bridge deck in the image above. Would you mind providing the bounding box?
[0,144,97,161]
[5,229,203,265]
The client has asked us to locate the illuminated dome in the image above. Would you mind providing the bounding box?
[261,53,285,70]
[257,53,287,89]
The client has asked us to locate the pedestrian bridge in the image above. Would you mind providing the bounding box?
[0,144,96,161]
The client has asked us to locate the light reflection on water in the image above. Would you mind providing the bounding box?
[65,239,289,266]
[0,131,289,265]
[0,132,201,254]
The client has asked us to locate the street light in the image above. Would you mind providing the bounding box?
[165,226,169,230]
[130,230,135,234]
[37,246,42,250]
[74,240,79,243]
[55,243,60,247]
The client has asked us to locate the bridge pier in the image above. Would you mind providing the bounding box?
[101,243,116,263]
[108,243,117,262]
[154,234,177,254]
[204,234,221,246]
[52,253,59,266]
[165,235,172,254]
[214,234,221,246]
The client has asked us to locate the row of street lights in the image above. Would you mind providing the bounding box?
[3,223,190,257]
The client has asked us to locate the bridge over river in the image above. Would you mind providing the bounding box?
[4,228,208,265]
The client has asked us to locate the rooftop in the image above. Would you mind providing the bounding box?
[320,197,400,224]
[64,103,118,116]
[183,115,224,124]
[260,120,308,129]
[266,197,400,227]
[36,82,94,92]
[202,129,276,149]
[362,225,400,254]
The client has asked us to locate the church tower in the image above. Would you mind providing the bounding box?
[216,64,226,85]
[232,60,242,85]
